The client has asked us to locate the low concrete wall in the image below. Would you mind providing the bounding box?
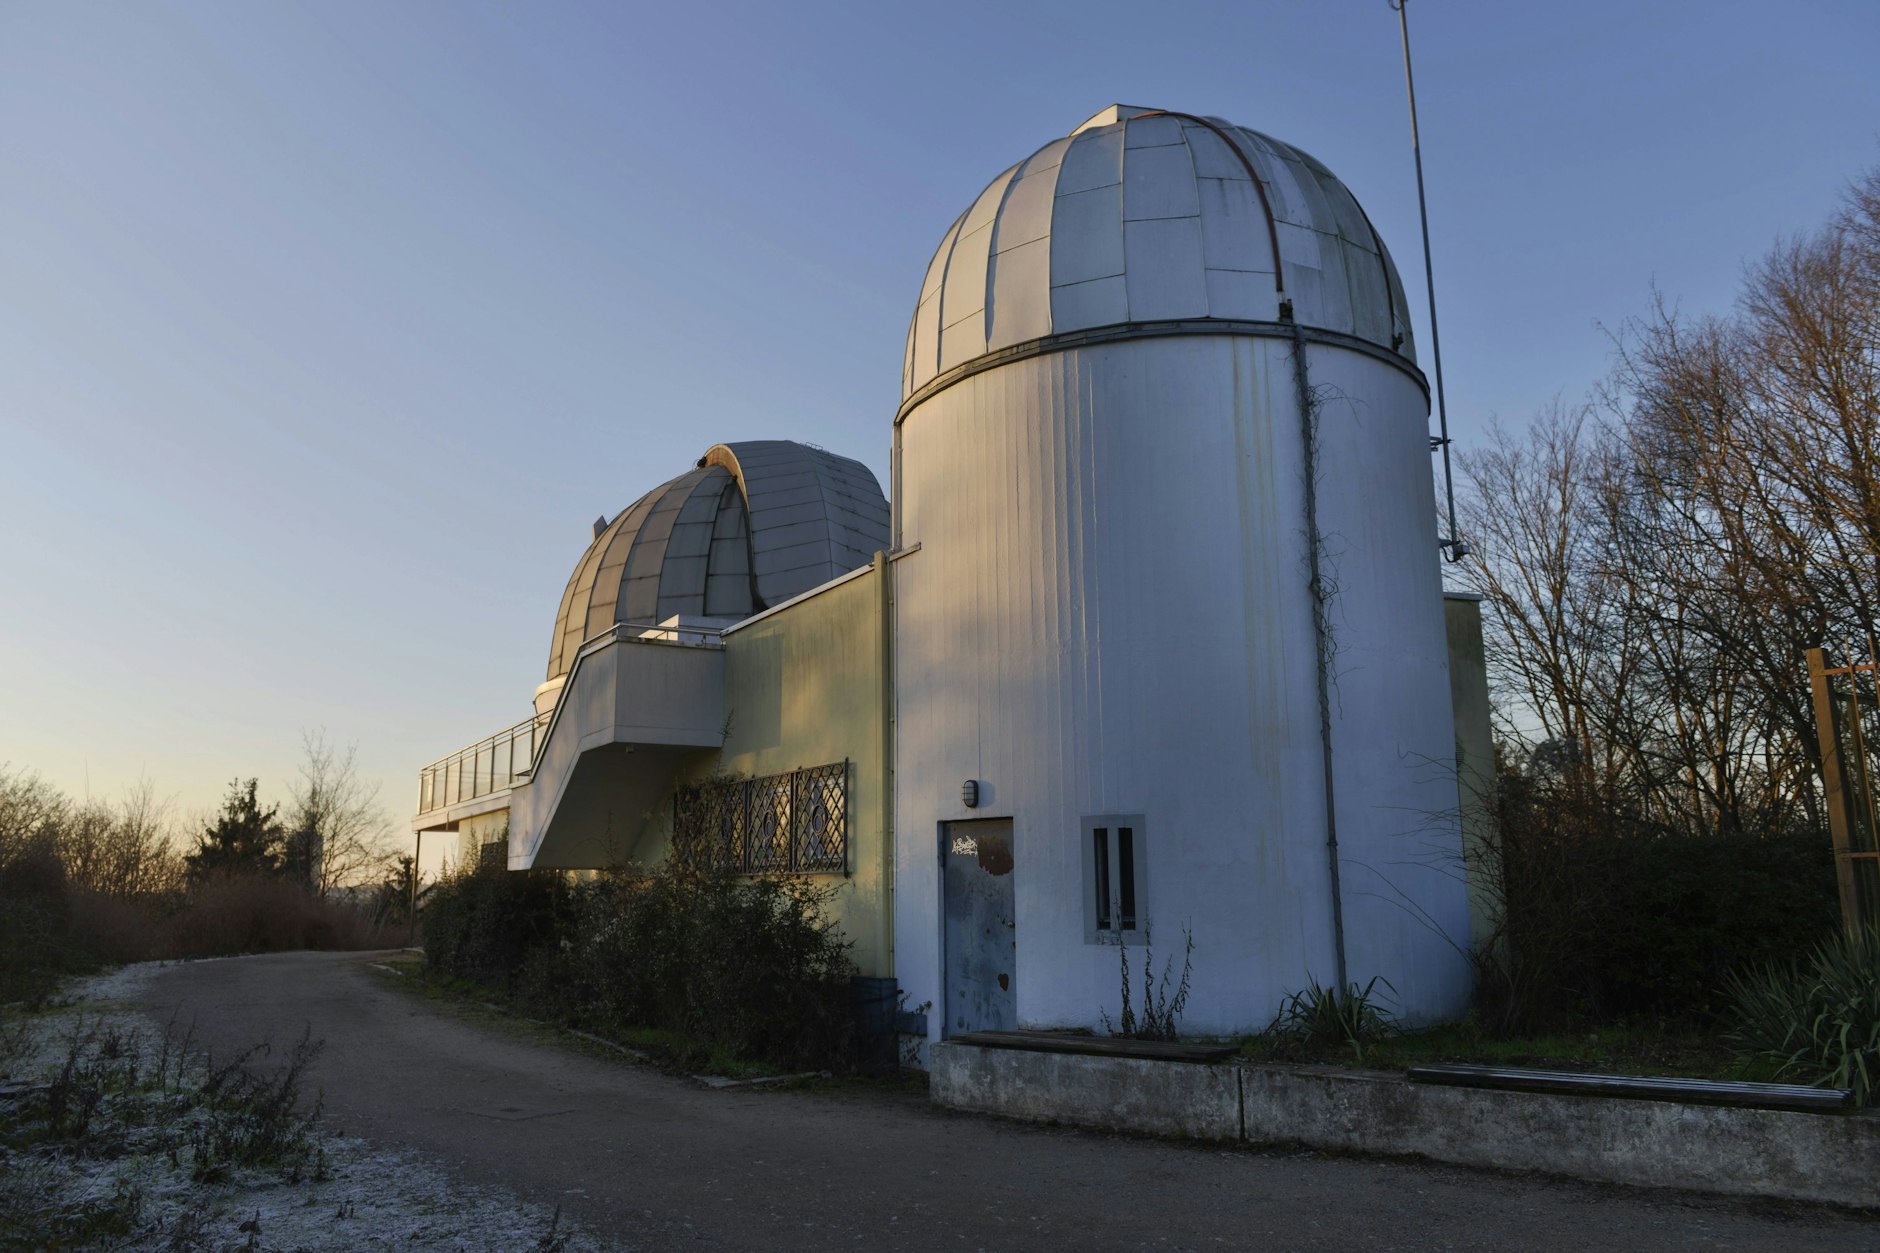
[930,1043,1880,1207]
[933,1039,1240,1141]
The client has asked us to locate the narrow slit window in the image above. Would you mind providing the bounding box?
[1084,815,1148,943]
[1117,826,1136,931]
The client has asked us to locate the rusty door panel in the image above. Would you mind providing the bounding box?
[943,819,1016,1035]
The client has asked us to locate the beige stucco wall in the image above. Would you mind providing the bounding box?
[1444,593,1503,958]
[633,555,894,977]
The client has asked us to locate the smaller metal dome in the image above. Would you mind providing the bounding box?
[546,440,889,679]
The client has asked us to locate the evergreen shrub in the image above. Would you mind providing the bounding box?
[1487,774,1839,1030]
[1727,928,1880,1104]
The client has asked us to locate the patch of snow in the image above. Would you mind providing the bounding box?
[2,966,614,1251]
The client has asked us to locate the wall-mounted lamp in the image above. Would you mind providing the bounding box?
[961,779,980,808]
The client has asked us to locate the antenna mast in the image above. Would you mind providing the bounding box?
[1391,0,1467,561]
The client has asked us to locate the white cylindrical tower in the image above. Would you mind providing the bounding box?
[893,105,1471,1040]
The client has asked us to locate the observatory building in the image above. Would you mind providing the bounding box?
[414,105,1494,1050]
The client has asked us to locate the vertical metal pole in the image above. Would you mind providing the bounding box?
[789,767,802,873]
[1392,0,1463,559]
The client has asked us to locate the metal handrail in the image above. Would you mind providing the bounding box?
[415,621,727,816]
[416,713,546,776]
[416,712,549,814]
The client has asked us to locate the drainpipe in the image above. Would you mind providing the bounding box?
[408,829,423,949]
[1288,316,1349,993]
[878,550,896,976]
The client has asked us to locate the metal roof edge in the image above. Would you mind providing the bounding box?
[720,558,882,637]
[894,318,1430,426]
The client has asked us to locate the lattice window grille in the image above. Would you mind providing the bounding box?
[674,760,849,875]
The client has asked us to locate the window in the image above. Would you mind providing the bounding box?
[671,761,850,875]
[1084,815,1146,943]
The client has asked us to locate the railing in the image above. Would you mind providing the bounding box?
[416,621,728,818]
[417,712,549,815]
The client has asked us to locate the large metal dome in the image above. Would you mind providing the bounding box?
[902,104,1418,404]
[545,440,889,679]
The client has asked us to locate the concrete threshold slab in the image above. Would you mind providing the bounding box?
[952,1029,1236,1062]
[930,1041,1880,1208]
[691,1071,828,1090]
[1406,1062,1854,1112]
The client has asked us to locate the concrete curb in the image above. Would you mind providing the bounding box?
[930,1041,1880,1207]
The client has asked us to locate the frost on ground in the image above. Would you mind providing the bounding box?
[0,962,610,1251]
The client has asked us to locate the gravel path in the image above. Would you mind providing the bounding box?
[133,950,1877,1252]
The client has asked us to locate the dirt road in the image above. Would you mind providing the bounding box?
[132,951,1874,1251]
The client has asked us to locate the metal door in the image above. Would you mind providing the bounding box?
[942,819,1016,1035]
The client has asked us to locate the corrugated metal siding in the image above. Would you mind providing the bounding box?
[892,334,1470,1037]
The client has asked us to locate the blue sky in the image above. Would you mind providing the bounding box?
[1,0,1874,831]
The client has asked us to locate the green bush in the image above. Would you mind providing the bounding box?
[421,862,858,1071]
[1487,775,1839,1029]
[1726,928,1880,1104]
[0,846,77,1005]
[413,862,573,992]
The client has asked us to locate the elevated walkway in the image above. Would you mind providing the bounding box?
[412,621,728,868]
[510,623,726,868]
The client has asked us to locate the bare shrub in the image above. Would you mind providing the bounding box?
[0,1017,327,1244]
[0,843,77,1005]
[163,874,403,960]
[1100,926,1194,1041]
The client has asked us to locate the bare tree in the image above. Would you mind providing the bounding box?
[0,767,186,896]
[1453,403,1641,803]
[0,765,68,874]
[287,730,394,896]
[57,779,187,898]
[1457,164,1880,840]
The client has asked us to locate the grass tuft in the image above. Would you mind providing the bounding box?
[1725,927,1880,1104]
[1258,977,1397,1064]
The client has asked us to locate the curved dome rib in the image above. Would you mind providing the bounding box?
[703,441,892,609]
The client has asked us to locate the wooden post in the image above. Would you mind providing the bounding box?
[1806,648,1863,935]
